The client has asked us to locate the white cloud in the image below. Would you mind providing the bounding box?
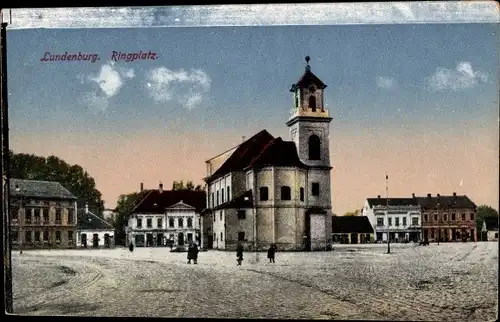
[376,76,397,90]
[145,67,211,109]
[79,62,135,111]
[425,62,488,91]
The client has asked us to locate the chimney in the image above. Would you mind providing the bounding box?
[412,193,415,198]
[159,181,163,193]
[377,195,381,199]
[437,193,440,198]
[140,182,144,192]
[427,193,431,198]
[85,202,89,214]
[453,192,456,197]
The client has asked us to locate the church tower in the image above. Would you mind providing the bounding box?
[286,56,333,250]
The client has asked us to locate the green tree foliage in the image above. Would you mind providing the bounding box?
[344,209,361,216]
[113,192,145,246]
[476,205,499,231]
[172,180,203,191]
[9,150,104,214]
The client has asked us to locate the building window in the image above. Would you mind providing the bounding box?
[11,208,18,220]
[178,218,184,227]
[34,231,41,242]
[213,213,215,222]
[211,193,214,208]
[220,212,223,221]
[55,209,62,224]
[395,217,400,226]
[187,218,193,227]
[259,187,269,201]
[25,231,32,243]
[137,218,142,228]
[169,218,174,227]
[451,213,456,221]
[43,208,49,222]
[444,214,448,221]
[495,233,499,239]
[309,95,317,112]
[220,232,223,241]
[434,214,438,221]
[430,230,435,239]
[216,191,219,205]
[300,187,304,201]
[11,231,18,243]
[238,231,245,241]
[25,209,32,223]
[147,218,152,228]
[68,231,73,241]
[470,213,475,220]
[388,217,392,226]
[377,218,384,226]
[402,217,407,226]
[55,231,61,243]
[462,213,466,220]
[281,186,291,200]
[68,209,74,224]
[43,231,49,242]
[412,217,419,226]
[424,214,428,221]
[157,218,163,228]
[311,183,320,196]
[34,209,41,223]
[238,210,246,220]
[187,233,193,243]
[221,188,225,203]
[227,187,230,201]
[308,135,321,160]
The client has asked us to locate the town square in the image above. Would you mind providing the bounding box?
[1,4,499,321]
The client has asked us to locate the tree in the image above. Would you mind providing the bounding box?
[476,205,499,232]
[113,192,145,246]
[172,180,203,191]
[344,209,361,216]
[9,151,105,214]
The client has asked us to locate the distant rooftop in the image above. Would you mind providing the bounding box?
[10,178,77,200]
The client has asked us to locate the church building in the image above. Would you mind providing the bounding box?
[203,57,333,251]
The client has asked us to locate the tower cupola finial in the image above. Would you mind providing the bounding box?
[305,56,311,71]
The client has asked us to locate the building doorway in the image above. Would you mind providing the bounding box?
[350,233,358,244]
[81,233,87,248]
[470,229,475,241]
[451,229,457,241]
[178,233,184,246]
[146,233,153,247]
[157,233,164,247]
[92,234,99,248]
[104,233,110,248]
[207,235,213,249]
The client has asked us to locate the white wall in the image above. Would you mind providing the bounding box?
[310,214,327,250]
[212,209,226,249]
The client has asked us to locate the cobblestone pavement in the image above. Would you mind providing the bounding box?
[11,242,498,320]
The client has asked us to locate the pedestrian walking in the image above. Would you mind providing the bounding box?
[192,243,199,264]
[129,242,134,252]
[187,242,194,264]
[267,244,276,263]
[236,243,244,266]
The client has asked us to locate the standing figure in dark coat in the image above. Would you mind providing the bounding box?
[267,244,276,263]
[187,242,194,264]
[191,243,199,264]
[129,242,134,252]
[236,243,244,266]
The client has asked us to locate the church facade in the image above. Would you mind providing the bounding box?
[203,57,333,251]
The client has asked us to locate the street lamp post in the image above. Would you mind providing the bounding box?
[15,185,23,254]
[386,174,390,254]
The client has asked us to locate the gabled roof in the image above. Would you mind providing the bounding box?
[245,137,307,170]
[332,216,374,234]
[415,195,476,209]
[484,216,499,231]
[77,209,114,230]
[213,190,253,210]
[166,201,196,210]
[206,130,275,181]
[131,190,206,214]
[10,178,77,200]
[367,197,420,207]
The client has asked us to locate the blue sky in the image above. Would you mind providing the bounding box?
[6,23,499,213]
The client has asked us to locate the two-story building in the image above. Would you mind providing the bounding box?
[417,193,477,242]
[77,203,115,248]
[126,183,206,248]
[10,178,78,249]
[203,57,334,251]
[362,196,422,243]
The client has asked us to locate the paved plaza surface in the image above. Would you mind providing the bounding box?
[11,242,498,320]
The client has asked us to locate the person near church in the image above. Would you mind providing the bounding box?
[267,244,276,263]
[236,243,244,266]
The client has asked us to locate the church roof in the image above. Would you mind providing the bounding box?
[245,137,308,170]
[206,130,275,181]
[290,57,327,91]
[130,190,206,214]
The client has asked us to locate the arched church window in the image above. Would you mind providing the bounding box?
[295,94,299,108]
[281,186,291,200]
[308,135,321,160]
[309,95,317,112]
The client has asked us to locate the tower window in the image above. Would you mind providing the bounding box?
[259,187,269,201]
[309,95,317,112]
[312,183,320,196]
[281,186,291,200]
[308,135,321,160]
[300,187,305,201]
